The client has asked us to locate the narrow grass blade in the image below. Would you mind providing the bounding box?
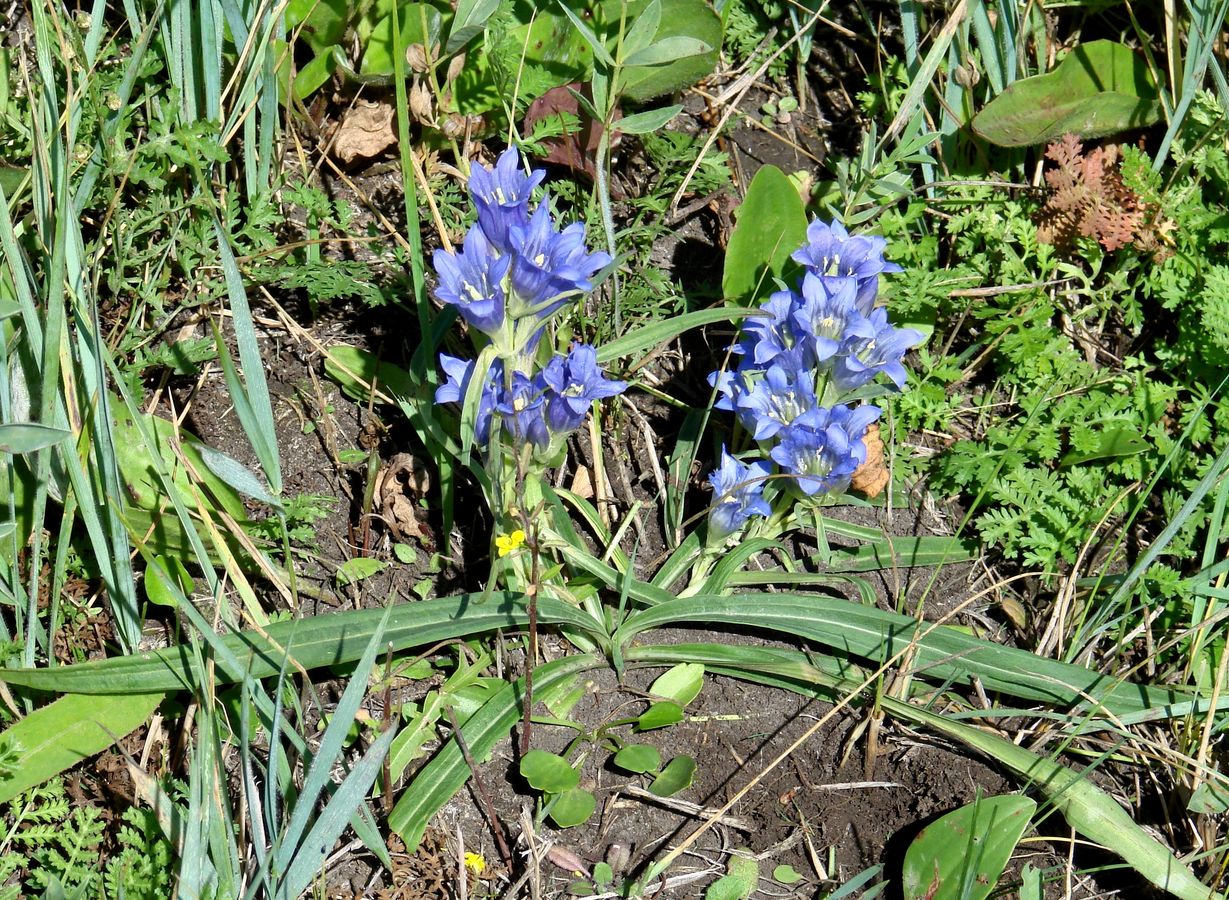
[278,606,392,870]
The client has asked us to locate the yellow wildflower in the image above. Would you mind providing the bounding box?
[495,529,526,557]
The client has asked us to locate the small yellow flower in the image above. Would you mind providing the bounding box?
[464,851,486,875]
[495,529,526,557]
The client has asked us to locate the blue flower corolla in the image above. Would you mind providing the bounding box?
[791,219,902,315]
[735,361,818,441]
[468,147,546,249]
[790,272,863,364]
[769,404,881,496]
[540,344,628,434]
[435,353,501,444]
[733,290,803,366]
[707,448,772,537]
[832,309,924,391]
[432,223,509,336]
[507,201,612,318]
[493,370,551,448]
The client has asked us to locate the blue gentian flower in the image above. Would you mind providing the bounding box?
[540,344,628,434]
[708,448,772,537]
[432,223,509,336]
[435,353,501,444]
[791,219,902,315]
[735,361,818,440]
[832,309,924,391]
[493,370,550,448]
[508,200,612,316]
[468,147,545,249]
[769,404,881,496]
[791,272,863,364]
[734,290,803,366]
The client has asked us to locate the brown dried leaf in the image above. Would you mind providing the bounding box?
[332,99,396,165]
[851,423,889,498]
[376,453,431,542]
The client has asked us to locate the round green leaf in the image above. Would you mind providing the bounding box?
[519,749,580,793]
[648,755,695,797]
[772,864,803,884]
[612,743,661,774]
[549,786,596,827]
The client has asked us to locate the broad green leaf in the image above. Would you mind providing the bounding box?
[614,103,682,135]
[292,46,339,100]
[0,423,71,454]
[287,0,350,51]
[1188,779,1229,815]
[722,165,808,306]
[705,853,758,900]
[773,864,803,885]
[612,743,661,774]
[520,749,580,792]
[0,692,164,803]
[387,691,444,778]
[0,593,603,694]
[608,0,721,102]
[901,795,1035,900]
[145,554,195,608]
[361,4,441,76]
[648,755,695,796]
[972,40,1162,147]
[549,786,597,827]
[445,0,500,54]
[648,663,704,706]
[336,557,388,585]
[196,444,279,508]
[636,700,683,731]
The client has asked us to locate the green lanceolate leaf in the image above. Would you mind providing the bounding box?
[0,423,71,454]
[617,593,1191,720]
[615,103,682,135]
[972,40,1162,147]
[0,692,164,803]
[901,794,1036,900]
[609,0,720,102]
[0,593,603,694]
[722,165,808,306]
[595,306,758,366]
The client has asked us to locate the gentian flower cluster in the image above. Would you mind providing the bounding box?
[433,150,627,454]
[706,220,922,537]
